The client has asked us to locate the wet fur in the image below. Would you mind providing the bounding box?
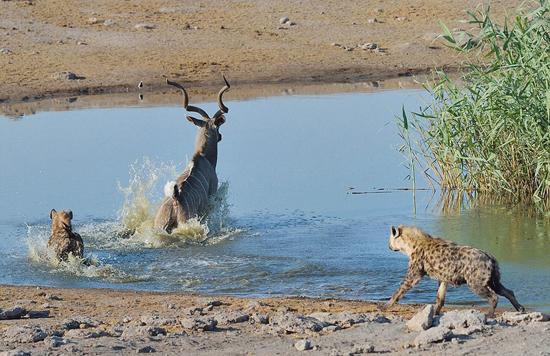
[48,209,84,261]
[384,225,525,317]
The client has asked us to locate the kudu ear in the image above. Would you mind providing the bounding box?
[186,115,207,127]
[67,209,73,219]
[50,209,57,219]
[215,115,226,127]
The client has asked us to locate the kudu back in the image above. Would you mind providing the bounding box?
[154,77,230,233]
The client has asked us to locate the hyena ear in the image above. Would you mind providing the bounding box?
[67,209,73,219]
[50,209,57,219]
[390,225,401,238]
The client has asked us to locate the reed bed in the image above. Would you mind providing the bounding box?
[398,1,550,208]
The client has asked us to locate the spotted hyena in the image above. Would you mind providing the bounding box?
[383,225,524,317]
[48,209,84,261]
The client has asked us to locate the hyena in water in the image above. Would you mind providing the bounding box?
[383,225,525,317]
[48,209,84,261]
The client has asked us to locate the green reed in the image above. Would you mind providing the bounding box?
[398,1,550,206]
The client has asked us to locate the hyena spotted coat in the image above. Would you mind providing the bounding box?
[383,225,525,317]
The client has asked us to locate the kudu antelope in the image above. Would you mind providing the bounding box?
[154,77,230,233]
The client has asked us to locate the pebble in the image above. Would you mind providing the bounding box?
[51,71,78,80]
[295,339,311,351]
[137,345,156,353]
[135,23,154,30]
[352,342,375,354]
[1,48,14,55]
[360,43,378,50]
[279,17,290,24]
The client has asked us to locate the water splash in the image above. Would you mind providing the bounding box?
[25,223,147,283]
[117,156,178,233]
[116,157,243,248]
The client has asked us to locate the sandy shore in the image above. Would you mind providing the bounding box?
[3,1,549,355]
[0,0,523,102]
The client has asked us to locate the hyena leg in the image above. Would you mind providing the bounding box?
[469,283,499,318]
[434,281,447,315]
[384,270,424,310]
[493,282,525,312]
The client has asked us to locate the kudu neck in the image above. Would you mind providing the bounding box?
[194,127,218,168]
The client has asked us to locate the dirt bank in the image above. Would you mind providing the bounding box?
[0,0,523,102]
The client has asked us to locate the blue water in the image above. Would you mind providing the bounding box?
[1,87,549,312]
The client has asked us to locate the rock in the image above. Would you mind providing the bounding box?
[135,23,155,30]
[185,306,204,316]
[104,19,115,26]
[180,317,217,331]
[140,314,178,326]
[251,313,269,325]
[499,311,550,324]
[0,351,31,356]
[406,305,434,332]
[44,336,69,347]
[367,18,378,23]
[352,342,375,354]
[138,345,156,353]
[121,325,167,339]
[51,71,78,80]
[435,309,486,330]
[214,311,250,325]
[360,43,378,50]
[271,313,328,334]
[62,319,80,330]
[3,324,47,343]
[414,326,452,346]
[1,48,14,55]
[295,339,311,351]
[61,316,101,329]
[0,307,27,320]
[310,312,389,328]
[64,329,107,339]
[279,17,290,24]
[27,310,50,319]
[198,298,223,307]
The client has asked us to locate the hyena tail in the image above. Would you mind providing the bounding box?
[489,263,525,312]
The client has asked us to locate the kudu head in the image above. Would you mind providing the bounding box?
[166,76,230,168]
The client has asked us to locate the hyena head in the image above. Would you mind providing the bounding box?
[389,225,425,257]
[50,209,73,232]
